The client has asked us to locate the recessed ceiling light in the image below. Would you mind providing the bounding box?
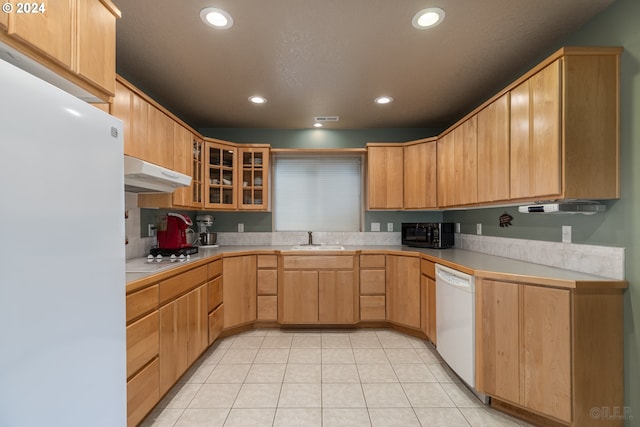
[375,96,394,105]
[200,7,233,29]
[412,7,445,29]
[314,123,323,128]
[248,95,267,104]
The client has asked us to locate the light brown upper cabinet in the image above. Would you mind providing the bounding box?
[205,140,237,210]
[76,0,117,95]
[147,105,174,170]
[404,139,437,209]
[510,49,621,201]
[477,93,510,203]
[1,0,120,99]
[437,116,478,208]
[510,60,562,200]
[367,144,404,209]
[171,126,203,209]
[238,147,270,210]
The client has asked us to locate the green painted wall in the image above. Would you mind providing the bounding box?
[198,128,441,148]
[445,0,639,422]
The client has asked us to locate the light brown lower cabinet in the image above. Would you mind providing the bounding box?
[257,255,278,321]
[126,358,159,427]
[280,255,357,324]
[359,254,386,321]
[420,259,437,344]
[386,255,421,329]
[223,255,257,329]
[476,278,624,426]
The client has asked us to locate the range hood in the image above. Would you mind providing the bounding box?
[124,156,191,193]
[518,201,606,215]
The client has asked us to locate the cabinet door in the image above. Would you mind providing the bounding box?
[404,141,437,209]
[455,116,478,206]
[222,255,257,328]
[522,285,571,423]
[437,132,455,207]
[477,280,520,404]
[76,0,116,94]
[511,60,562,199]
[386,255,421,329]
[239,147,269,210]
[205,142,237,209]
[367,145,403,209]
[427,276,436,343]
[318,270,356,323]
[187,285,208,365]
[7,0,73,68]
[172,124,196,207]
[147,106,174,169]
[477,93,510,203]
[131,92,149,161]
[127,358,159,427]
[281,270,318,324]
[112,81,134,156]
[159,294,188,395]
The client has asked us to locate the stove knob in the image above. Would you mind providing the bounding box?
[156,255,163,263]
[170,254,177,263]
[178,254,186,262]
[186,255,191,261]
[147,255,154,263]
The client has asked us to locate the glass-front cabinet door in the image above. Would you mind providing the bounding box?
[239,147,270,210]
[205,140,237,209]
[191,137,204,207]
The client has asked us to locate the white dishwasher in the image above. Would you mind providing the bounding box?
[435,263,484,399]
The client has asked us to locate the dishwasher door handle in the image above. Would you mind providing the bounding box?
[436,268,473,291]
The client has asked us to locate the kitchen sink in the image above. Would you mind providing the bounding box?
[289,245,345,251]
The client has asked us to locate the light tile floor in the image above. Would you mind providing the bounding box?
[141,329,532,427]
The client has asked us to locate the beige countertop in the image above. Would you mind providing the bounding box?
[126,245,626,293]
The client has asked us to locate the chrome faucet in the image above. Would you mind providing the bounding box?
[308,231,313,245]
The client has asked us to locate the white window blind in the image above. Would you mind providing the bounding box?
[274,155,362,231]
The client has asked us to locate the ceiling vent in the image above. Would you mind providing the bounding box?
[314,116,340,122]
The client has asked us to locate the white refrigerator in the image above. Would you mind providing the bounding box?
[0,59,126,426]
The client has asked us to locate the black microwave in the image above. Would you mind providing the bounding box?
[401,222,455,249]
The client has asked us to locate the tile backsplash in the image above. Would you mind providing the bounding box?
[455,233,625,280]
[125,192,156,259]
[216,231,401,246]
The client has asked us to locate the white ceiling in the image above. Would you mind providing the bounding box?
[114,0,615,130]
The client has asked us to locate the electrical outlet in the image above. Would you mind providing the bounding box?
[371,222,380,232]
[455,223,461,233]
[238,223,244,233]
[387,222,393,232]
[562,225,572,243]
[148,224,156,237]
[476,223,482,235]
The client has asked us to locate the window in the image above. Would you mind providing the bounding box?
[273,155,362,231]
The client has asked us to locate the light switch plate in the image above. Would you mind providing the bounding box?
[371,222,380,232]
[387,222,393,232]
[562,225,572,243]
[148,224,156,237]
[238,223,244,233]
[476,223,482,235]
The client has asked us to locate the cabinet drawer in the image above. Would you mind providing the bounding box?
[208,259,222,279]
[208,304,224,345]
[159,265,207,305]
[257,269,278,295]
[360,296,386,321]
[283,255,354,270]
[360,270,386,295]
[208,276,223,311]
[126,311,159,379]
[127,357,159,427]
[257,296,277,321]
[421,259,436,279]
[257,255,278,268]
[126,284,158,323]
[360,254,386,268]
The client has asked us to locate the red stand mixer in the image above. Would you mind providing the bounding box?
[155,213,197,254]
